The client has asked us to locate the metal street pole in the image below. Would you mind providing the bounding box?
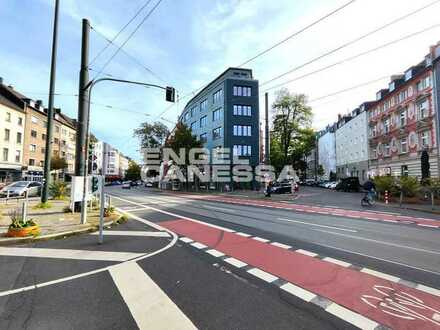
[41,0,59,203]
[265,92,270,165]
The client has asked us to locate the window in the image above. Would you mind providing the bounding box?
[62,140,66,146]
[213,108,222,121]
[54,138,59,144]
[190,121,197,131]
[417,99,429,119]
[400,109,406,127]
[400,138,407,153]
[233,105,252,116]
[62,128,67,135]
[213,89,223,103]
[5,112,11,122]
[18,117,23,126]
[401,165,409,177]
[416,76,431,91]
[42,133,46,140]
[30,144,36,152]
[200,99,207,112]
[383,118,390,133]
[31,116,38,124]
[43,121,47,128]
[39,160,44,167]
[16,132,22,144]
[4,129,10,142]
[398,90,407,103]
[31,130,37,138]
[15,150,20,163]
[372,148,377,159]
[200,115,207,128]
[29,159,35,166]
[384,143,390,156]
[41,147,45,154]
[190,105,197,117]
[420,131,430,147]
[184,111,190,121]
[2,148,8,161]
[55,126,60,133]
[199,133,207,143]
[213,127,222,140]
[233,145,252,156]
[233,86,251,97]
[233,125,251,136]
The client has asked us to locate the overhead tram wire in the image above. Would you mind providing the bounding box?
[237,0,357,67]
[89,0,154,67]
[156,0,357,119]
[262,23,440,93]
[92,0,164,81]
[260,0,440,87]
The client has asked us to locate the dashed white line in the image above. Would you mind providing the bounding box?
[224,257,247,268]
[280,283,317,302]
[295,249,318,257]
[236,232,252,237]
[416,284,440,297]
[270,242,292,249]
[179,237,193,243]
[247,268,278,283]
[278,218,358,233]
[325,302,379,330]
[191,242,207,249]
[322,257,351,268]
[360,268,400,282]
[252,237,270,243]
[205,249,225,258]
[417,224,439,228]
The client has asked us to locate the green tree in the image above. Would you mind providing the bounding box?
[317,165,325,178]
[51,156,67,171]
[421,150,430,183]
[134,121,170,148]
[270,89,313,172]
[125,161,141,181]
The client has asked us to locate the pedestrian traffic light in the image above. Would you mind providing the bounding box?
[91,176,99,193]
[166,86,175,103]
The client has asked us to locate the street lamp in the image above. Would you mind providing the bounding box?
[80,77,175,243]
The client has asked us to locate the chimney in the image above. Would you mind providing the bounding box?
[338,114,342,121]
[0,77,3,85]
[35,100,43,109]
[8,85,13,90]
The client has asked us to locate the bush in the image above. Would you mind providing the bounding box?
[104,205,115,217]
[397,176,420,197]
[33,201,52,209]
[49,181,68,200]
[117,214,128,224]
[373,176,397,195]
[8,209,37,229]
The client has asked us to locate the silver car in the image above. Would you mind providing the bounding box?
[0,181,42,197]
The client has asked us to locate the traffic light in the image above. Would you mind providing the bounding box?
[91,176,99,193]
[166,86,175,103]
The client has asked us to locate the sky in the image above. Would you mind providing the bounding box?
[1,0,440,161]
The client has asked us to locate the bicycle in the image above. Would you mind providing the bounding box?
[361,190,376,206]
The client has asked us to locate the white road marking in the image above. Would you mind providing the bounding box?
[0,247,142,262]
[360,268,400,282]
[247,268,278,283]
[236,232,252,237]
[179,237,194,243]
[280,283,317,302]
[270,242,292,249]
[110,262,195,330]
[416,284,440,297]
[205,249,225,258]
[322,257,351,268]
[224,257,247,268]
[278,218,358,233]
[312,229,440,255]
[90,230,170,237]
[191,242,207,249]
[325,302,379,330]
[252,236,270,243]
[295,249,318,257]
[417,224,439,228]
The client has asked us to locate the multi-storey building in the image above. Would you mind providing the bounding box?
[336,102,376,183]
[0,82,77,180]
[368,43,440,178]
[93,141,128,180]
[180,68,260,168]
[118,154,129,178]
[318,124,337,180]
[0,86,25,183]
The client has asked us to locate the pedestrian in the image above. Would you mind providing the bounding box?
[291,180,299,199]
[265,181,272,197]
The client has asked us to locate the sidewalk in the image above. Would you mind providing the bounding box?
[0,198,122,246]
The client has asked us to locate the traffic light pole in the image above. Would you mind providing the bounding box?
[80,77,175,236]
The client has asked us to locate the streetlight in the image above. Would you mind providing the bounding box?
[80,77,175,244]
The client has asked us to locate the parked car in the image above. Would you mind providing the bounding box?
[0,181,42,197]
[328,181,338,189]
[144,181,153,187]
[130,181,139,187]
[335,177,360,192]
[271,181,292,194]
[304,179,316,186]
[122,181,131,189]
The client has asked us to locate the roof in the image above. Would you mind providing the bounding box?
[0,94,24,112]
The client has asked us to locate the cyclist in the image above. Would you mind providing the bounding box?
[362,178,376,205]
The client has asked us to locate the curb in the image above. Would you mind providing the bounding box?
[0,220,115,246]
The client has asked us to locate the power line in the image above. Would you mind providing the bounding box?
[89,0,154,66]
[308,75,390,103]
[261,0,440,87]
[262,23,440,92]
[92,0,164,80]
[238,0,357,67]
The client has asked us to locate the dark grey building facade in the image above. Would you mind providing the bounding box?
[180,67,260,166]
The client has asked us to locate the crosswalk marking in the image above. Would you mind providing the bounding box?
[0,247,143,262]
[109,262,196,330]
[90,230,170,237]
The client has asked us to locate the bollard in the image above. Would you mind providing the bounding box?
[385,190,389,205]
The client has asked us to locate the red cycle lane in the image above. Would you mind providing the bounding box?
[168,193,440,228]
[162,219,440,330]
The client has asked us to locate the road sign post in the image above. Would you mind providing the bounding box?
[98,175,105,244]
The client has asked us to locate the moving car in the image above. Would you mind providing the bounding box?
[335,177,360,192]
[270,181,292,194]
[122,181,131,189]
[0,181,42,197]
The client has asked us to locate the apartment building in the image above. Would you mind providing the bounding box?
[368,43,440,178]
[317,124,337,180]
[93,141,128,180]
[0,91,25,182]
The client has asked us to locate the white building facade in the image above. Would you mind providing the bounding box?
[318,126,337,180]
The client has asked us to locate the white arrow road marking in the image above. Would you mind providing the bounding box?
[0,247,143,261]
[110,261,196,330]
[90,230,170,237]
